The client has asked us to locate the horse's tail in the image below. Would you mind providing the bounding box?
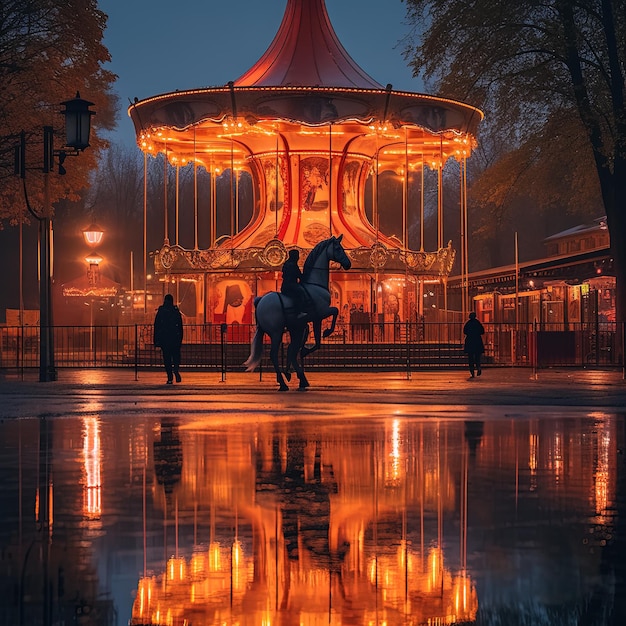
[243,296,265,371]
[244,325,264,372]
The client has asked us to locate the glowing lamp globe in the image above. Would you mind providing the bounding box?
[83,223,104,248]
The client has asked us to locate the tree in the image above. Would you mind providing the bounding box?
[402,0,626,329]
[0,0,117,223]
[85,144,145,284]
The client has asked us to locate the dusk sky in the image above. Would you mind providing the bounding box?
[98,0,421,146]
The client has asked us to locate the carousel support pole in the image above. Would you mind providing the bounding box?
[143,151,148,315]
[403,127,409,248]
[230,139,235,249]
[175,164,180,246]
[437,138,444,250]
[130,251,134,323]
[163,145,169,243]
[194,127,199,250]
[420,156,425,252]
[235,168,240,234]
[328,123,333,235]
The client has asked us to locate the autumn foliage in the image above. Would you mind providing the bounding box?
[0,0,117,224]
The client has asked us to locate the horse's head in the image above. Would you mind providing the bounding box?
[330,234,351,270]
[303,234,352,278]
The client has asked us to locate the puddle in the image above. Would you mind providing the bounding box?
[1,409,624,625]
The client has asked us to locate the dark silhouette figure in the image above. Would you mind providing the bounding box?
[153,419,183,508]
[281,249,310,319]
[464,420,484,458]
[463,311,485,378]
[154,294,183,384]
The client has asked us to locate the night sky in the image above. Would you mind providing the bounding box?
[0,1,421,317]
[98,0,421,146]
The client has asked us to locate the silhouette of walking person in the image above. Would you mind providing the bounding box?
[463,311,485,378]
[154,294,183,384]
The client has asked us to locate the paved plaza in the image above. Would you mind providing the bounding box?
[0,367,624,419]
[2,365,626,625]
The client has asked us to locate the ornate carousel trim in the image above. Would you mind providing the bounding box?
[154,240,456,277]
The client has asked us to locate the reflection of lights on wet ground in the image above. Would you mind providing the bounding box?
[551,431,563,482]
[82,416,102,519]
[453,572,475,618]
[529,431,539,491]
[167,556,186,582]
[366,545,477,624]
[594,419,613,520]
[428,546,442,591]
[232,539,246,593]
[14,410,605,626]
[209,541,221,571]
[387,419,402,484]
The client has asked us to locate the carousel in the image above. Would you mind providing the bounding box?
[128,0,483,329]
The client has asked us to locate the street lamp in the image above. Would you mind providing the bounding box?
[83,223,104,248]
[14,93,95,381]
[61,93,96,152]
[83,225,104,345]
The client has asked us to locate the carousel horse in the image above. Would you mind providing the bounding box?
[244,234,352,390]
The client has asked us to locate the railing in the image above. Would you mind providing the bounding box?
[0,322,622,372]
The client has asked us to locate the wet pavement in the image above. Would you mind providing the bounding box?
[1,368,626,625]
[0,367,625,417]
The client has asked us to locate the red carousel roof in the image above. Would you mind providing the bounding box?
[128,0,483,275]
[129,0,482,139]
[234,0,383,89]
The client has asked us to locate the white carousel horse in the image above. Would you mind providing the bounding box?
[244,234,352,390]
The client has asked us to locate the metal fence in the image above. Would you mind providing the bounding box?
[0,321,622,373]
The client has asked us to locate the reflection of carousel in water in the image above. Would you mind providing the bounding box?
[130,422,478,625]
[130,0,482,325]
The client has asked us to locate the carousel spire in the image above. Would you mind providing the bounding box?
[233,0,383,89]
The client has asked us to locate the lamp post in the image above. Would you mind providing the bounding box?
[14,93,95,381]
[85,252,104,356]
[83,224,104,355]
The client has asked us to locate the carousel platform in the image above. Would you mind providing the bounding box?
[125,341,470,371]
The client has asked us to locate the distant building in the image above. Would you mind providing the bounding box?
[449,217,614,326]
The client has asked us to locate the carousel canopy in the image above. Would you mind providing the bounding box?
[128,0,483,278]
[233,0,384,89]
[62,274,120,298]
[128,0,483,164]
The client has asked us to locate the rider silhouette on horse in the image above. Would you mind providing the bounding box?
[281,249,313,320]
[245,235,351,391]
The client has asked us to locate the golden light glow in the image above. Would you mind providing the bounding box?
[594,419,613,521]
[208,541,221,571]
[550,431,563,481]
[82,416,102,519]
[85,254,103,266]
[167,557,186,582]
[529,433,539,474]
[386,419,402,484]
[82,224,104,247]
